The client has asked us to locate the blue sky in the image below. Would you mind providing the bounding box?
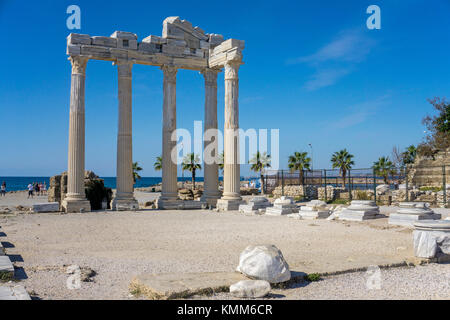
[0,0,449,177]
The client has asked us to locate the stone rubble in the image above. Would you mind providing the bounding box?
[413,220,450,259]
[239,197,272,214]
[338,200,381,221]
[298,200,330,220]
[265,196,297,216]
[229,280,271,298]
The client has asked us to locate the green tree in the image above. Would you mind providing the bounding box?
[419,97,450,157]
[402,145,417,165]
[331,149,355,188]
[373,156,395,184]
[249,151,271,194]
[132,162,143,184]
[218,152,224,174]
[288,151,311,185]
[153,156,162,171]
[182,153,202,190]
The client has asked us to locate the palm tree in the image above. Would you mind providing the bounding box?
[373,156,395,184]
[249,151,271,194]
[153,156,162,171]
[132,162,143,184]
[218,152,224,174]
[402,145,417,165]
[288,151,311,185]
[331,149,355,188]
[182,153,202,190]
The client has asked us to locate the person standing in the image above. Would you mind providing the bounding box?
[34,182,40,196]
[27,183,34,198]
[0,181,6,196]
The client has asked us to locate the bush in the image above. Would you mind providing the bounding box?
[329,199,348,205]
[419,186,443,192]
[356,190,370,200]
[85,179,112,210]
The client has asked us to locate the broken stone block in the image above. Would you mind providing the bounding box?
[299,200,330,220]
[67,33,91,45]
[66,44,81,55]
[265,196,297,216]
[389,202,441,227]
[230,280,271,298]
[32,202,60,213]
[110,31,138,40]
[338,200,381,221]
[138,42,157,53]
[413,220,450,259]
[239,197,272,214]
[236,244,291,283]
[91,36,117,48]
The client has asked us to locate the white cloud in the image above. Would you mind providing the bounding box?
[304,68,352,91]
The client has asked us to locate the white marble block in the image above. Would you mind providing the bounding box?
[389,202,441,227]
[236,245,291,283]
[230,280,271,298]
[338,200,381,221]
[32,202,60,213]
[298,200,330,220]
[239,197,272,214]
[413,220,450,259]
[265,196,297,216]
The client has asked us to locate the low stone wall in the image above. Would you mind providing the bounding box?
[272,185,318,199]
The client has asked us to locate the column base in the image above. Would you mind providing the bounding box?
[157,199,208,210]
[200,193,222,207]
[61,198,91,213]
[216,198,245,211]
[111,198,139,211]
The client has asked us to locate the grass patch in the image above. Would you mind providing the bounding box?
[355,190,370,200]
[419,186,443,192]
[328,199,348,205]
[0,271,14,282]
[305,273,321,282]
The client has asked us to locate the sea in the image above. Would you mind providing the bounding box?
[0,177,211,192]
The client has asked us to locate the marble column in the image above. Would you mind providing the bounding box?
[217,61,244,211]
[158,65,178,207]
[201,68,221,206]
[111,60,138,210]
[62,56,91,213]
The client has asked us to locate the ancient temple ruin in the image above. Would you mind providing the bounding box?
[63,17,245,212]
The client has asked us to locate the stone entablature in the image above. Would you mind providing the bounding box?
[67,16,244,70]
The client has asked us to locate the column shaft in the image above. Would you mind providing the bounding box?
[202,69,221,204]
[222,62,242,201]
[115,61,134,199]
[66,56,88,200]
[161,65,178,201]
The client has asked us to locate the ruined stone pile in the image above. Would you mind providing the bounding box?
[298,200,330,220]
[265,196,297,216]
[238,197,272,214]
[338,200,381,221]
[272,185,317,200]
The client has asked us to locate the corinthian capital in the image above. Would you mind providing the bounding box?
[115,59,133,78]
[69,56,89,75]
[224,61,241,80]
[201,68,220,86]
[161,65,178,83]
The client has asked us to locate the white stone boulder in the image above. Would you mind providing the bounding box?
[413,220,450,259]
[299,200,330,220]
[265,196,297,216]
[229,280,271,298]
[376,184,390,194]
[32,202,60,213]
[389,202,441,227]
[236,245,291,283]
[338,200,381,221]
[239,197,272,214]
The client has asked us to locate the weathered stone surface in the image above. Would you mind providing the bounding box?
[0,256,14,278]
[236,245,291,283]
[0,241,4,255]
[413,220,450,258]
[32,202,60,213]
[338,200,381,221]
[0,286,31,300]
[67,33,91,45]
[130,272,246,299]
[229,280,271,298]
[239,197,272,214]
[265,196,297,216]
[389,202,441,227]
[91,36,117,48]
[299,200,330,219]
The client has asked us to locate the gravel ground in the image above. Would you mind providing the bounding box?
[0,192,449,300]
[192,263,450,300]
